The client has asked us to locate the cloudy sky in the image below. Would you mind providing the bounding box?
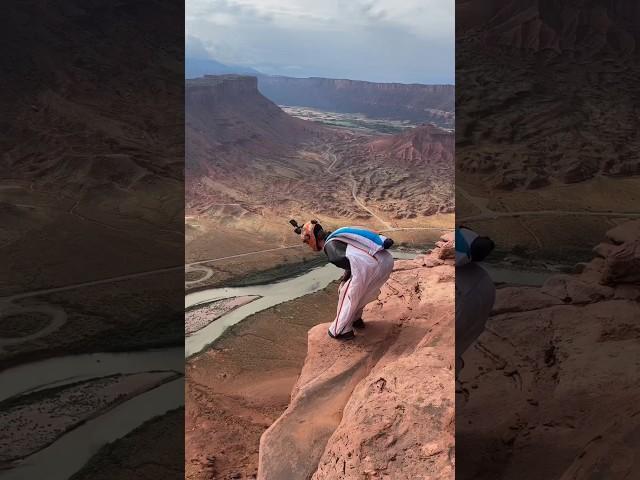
[186,0,454,84]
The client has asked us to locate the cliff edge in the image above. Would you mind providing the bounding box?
[258,234,456,479]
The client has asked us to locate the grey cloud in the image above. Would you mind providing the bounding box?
[186,35,211,59]
[359,1,388,22]
[188,0,273,22]
[186,0,454,84]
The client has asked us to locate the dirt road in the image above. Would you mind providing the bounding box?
[351,179,394,230]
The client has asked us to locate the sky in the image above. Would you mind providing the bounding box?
[185,0,454,84]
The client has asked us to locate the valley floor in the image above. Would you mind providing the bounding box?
[186,283,340,479]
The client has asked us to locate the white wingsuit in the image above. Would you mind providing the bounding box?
[327,239,395,337]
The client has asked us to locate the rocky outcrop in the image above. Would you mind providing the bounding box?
[185,74,334,211]
[186,75,325,175]
[598,222,640,286]
[457,220,640,480]
[368,124,454,169]
[258,236,455,479]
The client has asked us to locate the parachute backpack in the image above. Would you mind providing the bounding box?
[324,227,393,256]
[455,226,494,266]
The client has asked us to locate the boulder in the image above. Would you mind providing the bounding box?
[605,220,640,245]
[601,239,640,285]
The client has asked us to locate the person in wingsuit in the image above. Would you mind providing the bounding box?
[291,220,395,340]
[455,225,496,375]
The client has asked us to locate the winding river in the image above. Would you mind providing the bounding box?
[185,251,421,358]
[481,265,552,286]
[0,349,183,480]
[1,378,182,480]
[186,263,342,357]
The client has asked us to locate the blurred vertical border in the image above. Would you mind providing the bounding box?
[456,1,640,479]
[0,2,184,478]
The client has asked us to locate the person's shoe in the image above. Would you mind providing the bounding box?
[328,329,355,340]
[352,318,365,329]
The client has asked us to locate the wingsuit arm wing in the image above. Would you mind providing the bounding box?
[324,240,350,270]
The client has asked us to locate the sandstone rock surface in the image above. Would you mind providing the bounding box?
[457,221,640,480]
[258,238,455,479]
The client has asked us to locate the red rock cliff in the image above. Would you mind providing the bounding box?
[258,235,456,479]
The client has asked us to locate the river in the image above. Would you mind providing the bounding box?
[185,263,343,357]
[481,264,553,286]
[0,348,183,480]
[185,251,421,358]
